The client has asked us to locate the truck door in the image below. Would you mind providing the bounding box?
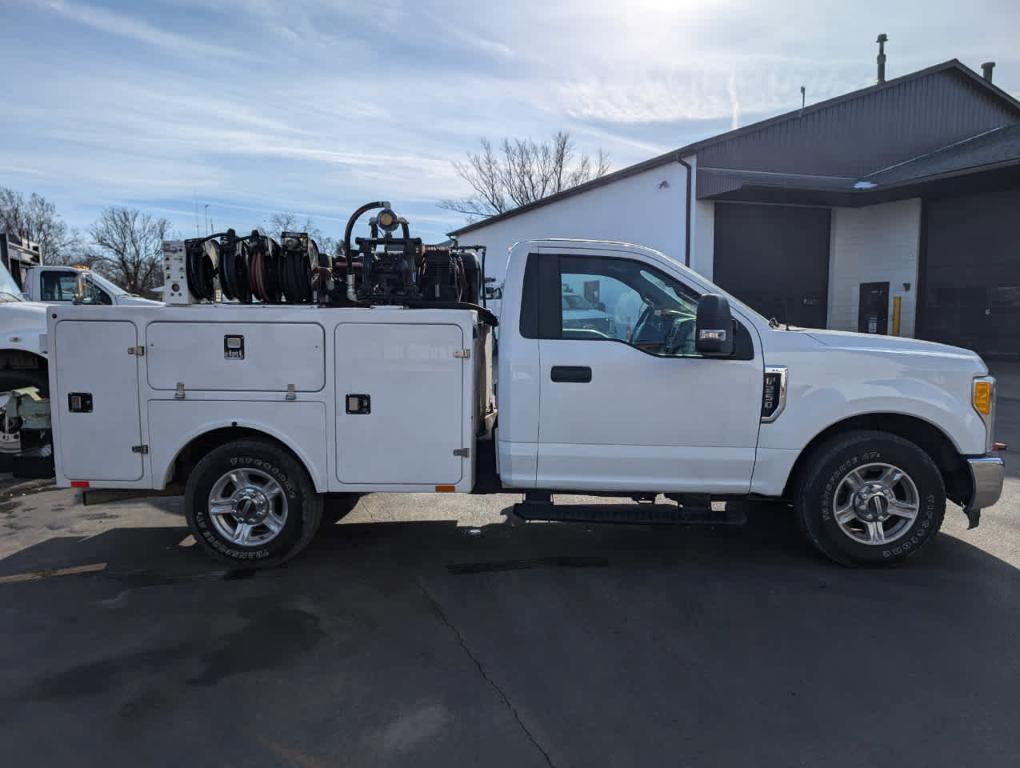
[53,320,144,481]
[858,282,890,334]
[532,252,762,494]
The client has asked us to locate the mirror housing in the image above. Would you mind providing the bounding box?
[72,270,89,305]
[695,294,734,356]
[72,270,100,305]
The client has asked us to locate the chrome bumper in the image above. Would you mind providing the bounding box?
[965,456,1005,516]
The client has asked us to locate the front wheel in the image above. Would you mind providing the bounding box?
[184,439,322,567]
[0,368,52,477]
[795,430,945,566]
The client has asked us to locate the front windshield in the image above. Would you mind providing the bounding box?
[88,271,127,296]
[0,260,24,302]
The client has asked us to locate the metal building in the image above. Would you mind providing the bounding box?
[450,58,1020,356]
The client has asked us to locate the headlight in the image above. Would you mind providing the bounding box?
[973,376,995,452]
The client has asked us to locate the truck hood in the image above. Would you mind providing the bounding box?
[803,329,981,362]
[0,300,49,324]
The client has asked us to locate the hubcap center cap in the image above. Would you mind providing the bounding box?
[852,483,893,522]
[233,489,270,524]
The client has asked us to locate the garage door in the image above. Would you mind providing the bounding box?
[713,203,831,328]
[919,188,1020,356]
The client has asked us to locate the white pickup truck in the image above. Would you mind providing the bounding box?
[20,264,160,307]
[43,219,1004,568]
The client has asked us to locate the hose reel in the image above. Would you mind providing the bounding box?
[184,238,220,301]
[279,231,319,303]
[218,229,252,304]
[248,232,283,303]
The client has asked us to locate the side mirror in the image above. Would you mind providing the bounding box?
[695,293,734,356]
[72,271,89,305]
[72,271,99,305]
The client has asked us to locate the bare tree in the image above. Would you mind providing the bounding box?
[265,212,338,256]
[0,186,81,263]
[440,131,611,221]
[89,207,172,294]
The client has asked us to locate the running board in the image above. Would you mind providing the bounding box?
[512,500,746,526]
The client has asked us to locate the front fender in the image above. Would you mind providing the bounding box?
[760,348,985,456]
[748,347,986,497]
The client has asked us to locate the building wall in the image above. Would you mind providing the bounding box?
[827,198,922,336]
[455,160,692,284]
[691,199,715,279]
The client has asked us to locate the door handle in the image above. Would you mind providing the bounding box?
[550,366,592,383]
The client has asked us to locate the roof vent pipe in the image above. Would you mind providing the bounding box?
[981,61,995,82]
[876,34,888,83]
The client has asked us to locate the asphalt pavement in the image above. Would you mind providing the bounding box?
[1,410,1019,767]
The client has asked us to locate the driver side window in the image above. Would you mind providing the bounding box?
[558,256,701,357]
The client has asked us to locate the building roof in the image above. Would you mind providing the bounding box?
[450,59,1020,236]
[863,123,1020,185]
[698,122,1020,207]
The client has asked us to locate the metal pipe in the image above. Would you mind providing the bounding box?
[343,200,390,300]
[876,34,888,83]
[982,62,995,83]
[677,156,692,267]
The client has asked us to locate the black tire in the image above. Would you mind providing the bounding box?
[184,439,322,568]
[795,430,945,566]
[322,493,362,526]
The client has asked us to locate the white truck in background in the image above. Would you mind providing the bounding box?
[0,247,158,475]
[39,202,1005,569]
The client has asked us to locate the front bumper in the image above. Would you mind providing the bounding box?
[963,455,1005,527]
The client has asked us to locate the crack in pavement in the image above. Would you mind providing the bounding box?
[416,579,556,768]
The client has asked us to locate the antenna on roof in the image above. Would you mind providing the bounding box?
[876,33,888,83]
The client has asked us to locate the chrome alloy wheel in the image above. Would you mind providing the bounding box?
[208,468,288,546]
[832,462,920,545]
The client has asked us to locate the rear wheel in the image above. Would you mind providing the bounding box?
[795,430,945,566]
[184,439,322,567]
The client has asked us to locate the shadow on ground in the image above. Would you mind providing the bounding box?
[1,502,1019,767]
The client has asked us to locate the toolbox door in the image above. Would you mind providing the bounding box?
[335,323,464,485]
[54,320,144,481]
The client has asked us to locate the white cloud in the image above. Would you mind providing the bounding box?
[33,0,242,59]
[6,0,1020,244]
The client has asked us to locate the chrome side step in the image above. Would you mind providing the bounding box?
[512,497,746,526]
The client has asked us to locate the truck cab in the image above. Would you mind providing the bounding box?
[498,240,1002,561]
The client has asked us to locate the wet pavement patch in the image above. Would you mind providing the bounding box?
[187,603,325,687]
[19,645,194,704]
[222,568,256,581]
[447,555,609,575]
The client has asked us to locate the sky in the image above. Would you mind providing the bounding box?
[2,0,1019,245]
